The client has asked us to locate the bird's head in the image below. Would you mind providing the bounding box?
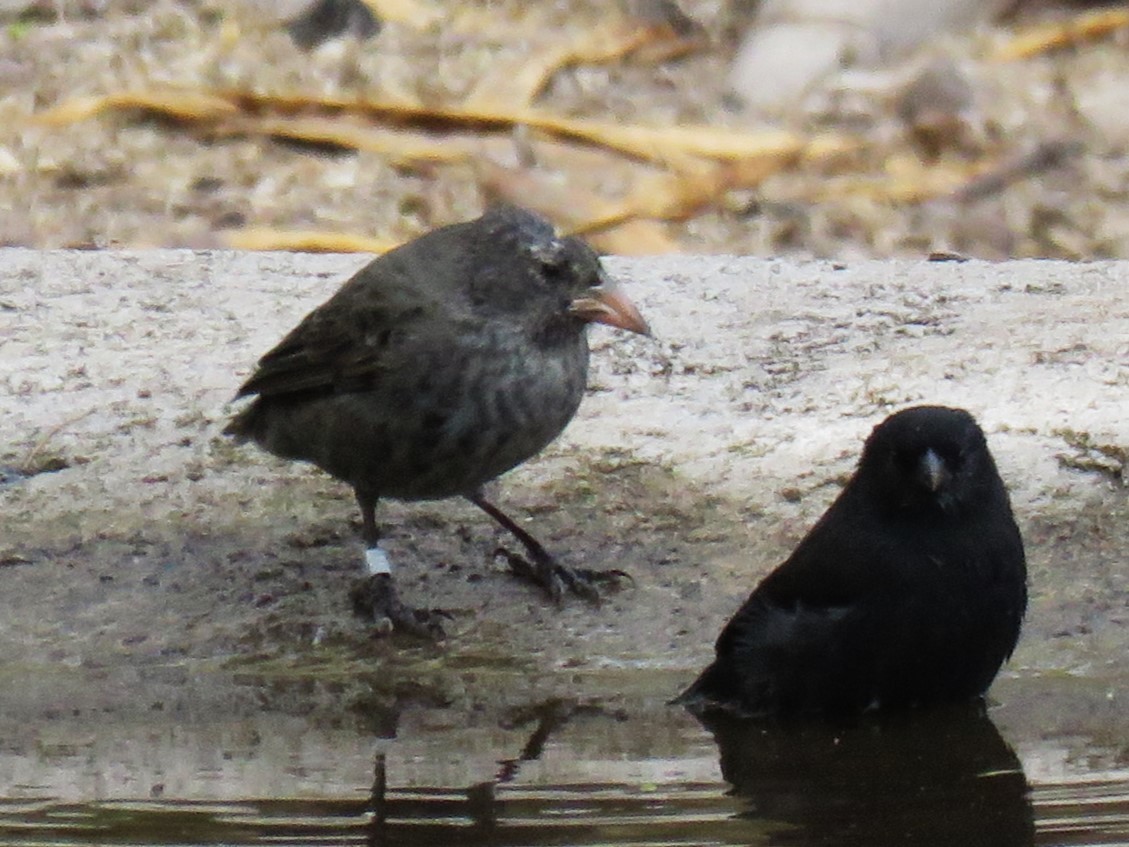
[471,206,650,341]
[858,405,998,517]
[538,236,651,337]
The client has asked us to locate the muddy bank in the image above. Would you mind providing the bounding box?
[1,251,1127,727]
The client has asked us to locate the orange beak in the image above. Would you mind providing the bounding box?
[568,277,651,336]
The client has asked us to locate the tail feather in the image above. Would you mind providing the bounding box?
[673,660,743,713]
[222,399,263,443]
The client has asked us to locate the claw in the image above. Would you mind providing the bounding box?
[349,574,449,639]
[493,547,631,607]
[574,567,634,588]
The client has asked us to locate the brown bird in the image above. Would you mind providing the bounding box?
[225,206,650,637]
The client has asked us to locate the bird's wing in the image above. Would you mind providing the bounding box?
[691,565,858,715]
[712,498,888,662]
[713,564,858,663]
[234,254,455,400]
[233,209,548,400]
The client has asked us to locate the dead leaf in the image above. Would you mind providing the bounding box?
[586,220,682,255]
[39,87,854,169]
[216,115,478,164]
[994,8,1129,61]
[36,91,237,125]
[477,159,681,254]
[223,229,398,252]
[813,155,992,204]
[466,18,703,110]
[359,0,441,29]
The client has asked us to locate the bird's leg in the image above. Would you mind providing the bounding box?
[467,491,630,606]
[348,491,448,639]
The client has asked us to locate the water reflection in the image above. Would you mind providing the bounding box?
[364,698,759,847]
[4,677,1129,846]
[696,702,1034,846]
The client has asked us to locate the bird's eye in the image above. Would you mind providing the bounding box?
[538,257,568,281]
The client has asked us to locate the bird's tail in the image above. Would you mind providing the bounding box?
[672,661,742,713]
[222,400,263,443]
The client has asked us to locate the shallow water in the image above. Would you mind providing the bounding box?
[2,669,1128,847]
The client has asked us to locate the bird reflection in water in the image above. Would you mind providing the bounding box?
[364,699,614,847]
[695,702,1034,847]
[360,699,1031,847]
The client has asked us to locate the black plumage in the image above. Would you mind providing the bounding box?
[678,405,1027,717]
[225,206,649,636]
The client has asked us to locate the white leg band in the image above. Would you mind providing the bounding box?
[365,546,393,576]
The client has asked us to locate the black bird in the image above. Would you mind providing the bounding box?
[678,405,1027,717]
[225,206,650,637]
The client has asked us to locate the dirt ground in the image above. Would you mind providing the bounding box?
[2,250,1127,730]
[1,1,1128,773]
[3,1,1129,258]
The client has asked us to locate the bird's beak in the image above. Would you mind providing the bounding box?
[919,448,949,492]
[568,277,651,336]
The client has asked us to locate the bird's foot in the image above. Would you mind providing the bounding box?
[349,574,449,639]
[494,547,632,606]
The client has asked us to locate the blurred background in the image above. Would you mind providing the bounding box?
[1,0,1127,258]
